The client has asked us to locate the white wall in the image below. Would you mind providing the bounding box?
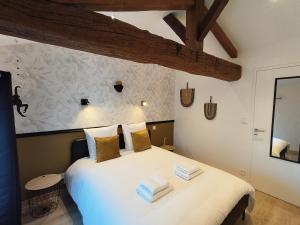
[174,33,300,185]
[174,32,254,181]
[175,72,253,180]
[0,43,175,133]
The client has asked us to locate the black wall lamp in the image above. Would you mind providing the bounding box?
[114,81,124,93]
[81,99,90,106]
[141,100,147,107]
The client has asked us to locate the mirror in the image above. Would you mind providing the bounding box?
[271,77,300,163]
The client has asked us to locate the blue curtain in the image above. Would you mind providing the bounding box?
[0,71,21,225]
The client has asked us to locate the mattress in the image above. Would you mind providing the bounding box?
[65,146,255,225]
[272,137,289,157]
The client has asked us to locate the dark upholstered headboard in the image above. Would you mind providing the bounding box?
[71,130,151,163]
[71,133,125,163]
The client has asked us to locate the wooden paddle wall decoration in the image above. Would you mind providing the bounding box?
[204,96,217,120]
[180,83,195,107]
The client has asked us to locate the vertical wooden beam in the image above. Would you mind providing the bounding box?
[164,9,238,58]
[0,71,21,225]
[186,0,206,50]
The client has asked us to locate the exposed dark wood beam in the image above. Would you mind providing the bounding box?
[186,0,206,50]
[0,0,241,81]
[164,11,238,58]
[198,0,229,41]
[203,4,238,58]
[50,0,195,11]
[163,13,186,44]
[54,0,237,57]
[211,22,237,58]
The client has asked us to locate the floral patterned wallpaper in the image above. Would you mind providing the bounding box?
[0,43,175,134]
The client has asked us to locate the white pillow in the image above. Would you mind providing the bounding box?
[122,122,146,150]
[84,125,118,160]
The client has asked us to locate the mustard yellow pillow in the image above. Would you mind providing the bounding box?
[131,129,151,152]
[95,135,121,162]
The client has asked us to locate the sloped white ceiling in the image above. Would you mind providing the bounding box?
[215,0,300,52]
[0,0,299,55]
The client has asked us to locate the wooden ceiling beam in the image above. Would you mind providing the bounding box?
[163,12,238,58]
[0,0,241,81]
[50,0,195,11]
[198,0,229,41]
[210,21,237,58]
[163,13,186,44]
[55,0,237,57]
[186,0,206,51]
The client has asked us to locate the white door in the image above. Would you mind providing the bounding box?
[252,65,300,207]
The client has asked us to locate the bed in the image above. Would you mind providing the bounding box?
[66,139,255,225]
[272,137,289,159]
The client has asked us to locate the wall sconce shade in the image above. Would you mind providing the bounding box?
[81,99,90,106]
[114,81,124,93]
[141,100,147,107]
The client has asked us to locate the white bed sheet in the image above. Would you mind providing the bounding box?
[66,146,255,225]
[120,149,134,157]
[272,137,289,157]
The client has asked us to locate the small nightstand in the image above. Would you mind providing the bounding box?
[160,137,175,152]
[25,174,62,218]
[160,145,175,152]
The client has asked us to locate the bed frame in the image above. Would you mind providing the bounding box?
[221,194,249,225]
[70,137,249,225]
[279,146,289,160]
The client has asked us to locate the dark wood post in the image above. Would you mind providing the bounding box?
[0,71,21,225]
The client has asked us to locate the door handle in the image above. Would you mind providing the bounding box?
[254,128,266,133]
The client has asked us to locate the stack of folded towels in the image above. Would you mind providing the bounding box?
[176,163,203,180]
[136,175,173,203]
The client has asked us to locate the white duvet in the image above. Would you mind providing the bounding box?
[272,137,289,157]
[66,146,255,225]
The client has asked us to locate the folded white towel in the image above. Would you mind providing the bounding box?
[176,169,203,180]
[176,163,200,175]
[139,175,169,196]
[137,185,173,203]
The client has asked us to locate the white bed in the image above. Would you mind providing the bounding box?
[272,137,289,157]
[66,146,255,225]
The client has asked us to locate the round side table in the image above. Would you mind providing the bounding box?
[25,174,62,218]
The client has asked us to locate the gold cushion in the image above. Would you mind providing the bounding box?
[131,129,151,152]
[95,135,121,163]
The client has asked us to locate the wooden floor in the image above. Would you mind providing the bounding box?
[22,191,300,225]
[235,191,300,225]
[22,192,83,225]
[286,150,299,162]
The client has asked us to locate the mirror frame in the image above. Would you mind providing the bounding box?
[270,76,300,164]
